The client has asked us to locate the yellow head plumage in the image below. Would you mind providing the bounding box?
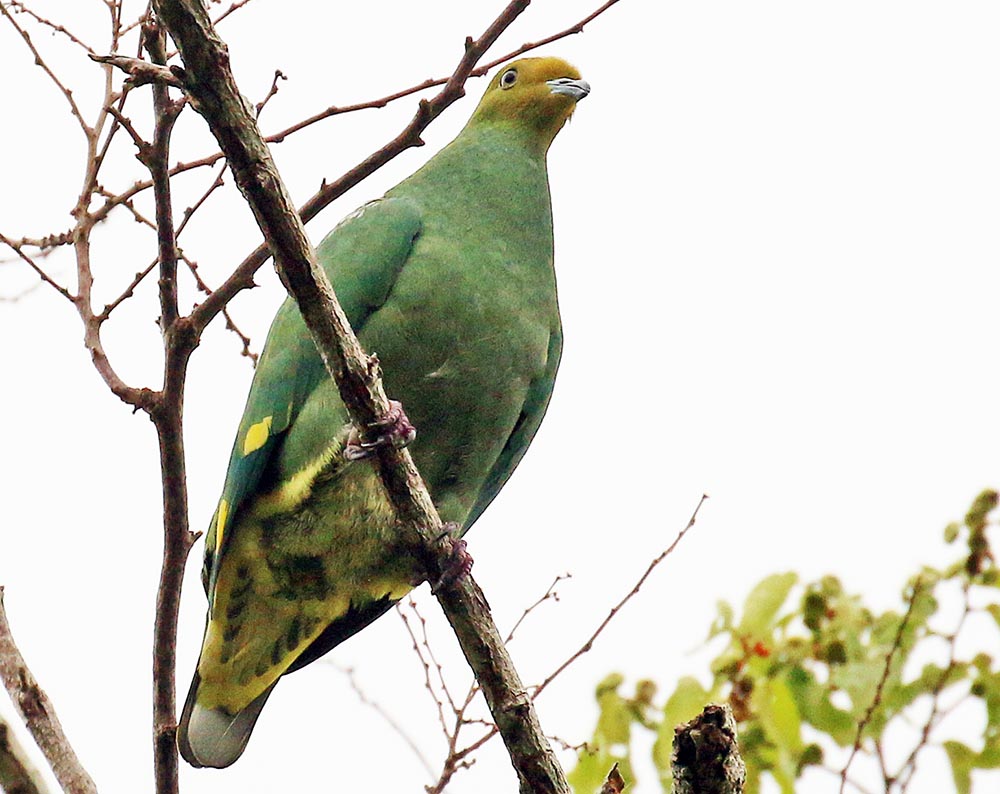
[469,57,590,151]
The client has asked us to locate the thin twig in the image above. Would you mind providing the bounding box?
[255,69,286,117]
[105,103,149,150]
[0,230,74,252]
[98,261,158,320]
[0,233,75,302]
[432,498,707,787]
[0,3,92,136]
[506,573,571,644]
[4,1,95,53]
[534,495,709,699]
[121,0,256,38]
[334,663,436,780]
[839,579,924,794]
[398,601,452,738]
[893,580,972,792]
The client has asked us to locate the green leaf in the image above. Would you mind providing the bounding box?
[569,743,628,794]
[830,657,886,718]
[964,489,999,534]
[737,573,798,638]
[569,674,638,794]
[973,667,1000,738]
[786,666,855,745]
[754,675,803,755]
[709,599,735,639]
[944,740,976,794]
[595,674,631,747]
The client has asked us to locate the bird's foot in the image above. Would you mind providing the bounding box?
[430,525,474,594]
[344,400,416,461]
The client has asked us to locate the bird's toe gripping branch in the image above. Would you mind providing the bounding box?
[430,523,474,594]
[344,400,417,461]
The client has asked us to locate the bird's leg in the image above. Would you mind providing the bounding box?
[344,400,417,460]
[429,523,474,594]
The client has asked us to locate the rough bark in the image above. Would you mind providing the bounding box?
[672,704,746,794]
[0,590,97,794]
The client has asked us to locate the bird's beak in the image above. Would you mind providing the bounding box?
[547,77,591,102]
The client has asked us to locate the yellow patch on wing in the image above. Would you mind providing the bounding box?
[242,416,273,456]
[215,499,229,549]
[252,442,342,518]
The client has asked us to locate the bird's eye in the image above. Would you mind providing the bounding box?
[499,68,518,89]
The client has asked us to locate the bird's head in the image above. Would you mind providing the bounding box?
[469,57,590,151]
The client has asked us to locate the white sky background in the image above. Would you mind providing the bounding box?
[1,1,999,792]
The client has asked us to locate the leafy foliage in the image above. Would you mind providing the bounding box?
[569,490,1000,793]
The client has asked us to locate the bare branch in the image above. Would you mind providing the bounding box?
[0,589,97,794]
[71,215,156,407]
[505,573,571,644]
[0,230,74,252]
[143,19,183,330]
[105,103,149,150]
[211,0,256,27]
[177,166,226,235]
[255,69,286,117]
[428,573,573,790]
[398,600,453,738]
[90,52,183,88]
[98,260,158,319]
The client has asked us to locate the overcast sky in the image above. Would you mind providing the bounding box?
[1,2,999,793]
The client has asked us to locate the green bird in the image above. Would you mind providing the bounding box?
[177,56,590,768]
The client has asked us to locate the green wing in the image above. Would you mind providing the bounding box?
[466,325,562,529]
[202,197,423,593]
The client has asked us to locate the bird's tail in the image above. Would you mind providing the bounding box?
[176,671,276,769]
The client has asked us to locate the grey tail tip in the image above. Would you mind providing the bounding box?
[177,671,276,769]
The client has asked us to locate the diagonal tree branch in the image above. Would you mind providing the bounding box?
[0,589,97,794]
